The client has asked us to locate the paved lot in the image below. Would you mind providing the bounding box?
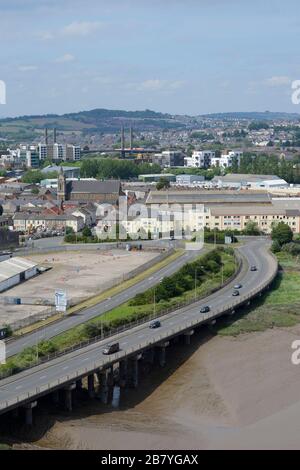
[0,249,157,325]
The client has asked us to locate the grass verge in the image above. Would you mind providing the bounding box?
[211,252,300,336]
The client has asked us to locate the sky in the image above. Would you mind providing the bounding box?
[0,0,300,117]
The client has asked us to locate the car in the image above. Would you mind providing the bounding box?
[102,342,120,355]
[250,265,257,271]
[149,320,161,329]
[232,290,240,297]
[234,284,243,289]
[200,306,210,313]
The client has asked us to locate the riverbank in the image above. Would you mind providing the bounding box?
[7,323,300,450]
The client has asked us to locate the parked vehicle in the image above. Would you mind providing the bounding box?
[102,342,120,355]
[149,320,161,329]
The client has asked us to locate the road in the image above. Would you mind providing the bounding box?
[6,247,202,357]
[0,239,278,412]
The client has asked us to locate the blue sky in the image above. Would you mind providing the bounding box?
[0,0,300,117]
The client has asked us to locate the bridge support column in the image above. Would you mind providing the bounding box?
[76,379,83,391]
[64,383,76,412]
[12,408,19,418]
[157,342,169,367]
[23,401,37,426]
[87,374,95,398]
[147,348,155,365]
[184,330,194,345]
[119,359,128,388]
[98,370,109,404]
[52,390,60,404]
[128,355,141,388]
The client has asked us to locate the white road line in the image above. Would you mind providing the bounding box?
[39,375,47,380]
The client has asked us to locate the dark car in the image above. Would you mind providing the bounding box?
[200,306,210,313]
[102,342,120,355]
[250,265,257,271]
[232,290,240,297]
[234,283,243,289]
[149,320,161,329]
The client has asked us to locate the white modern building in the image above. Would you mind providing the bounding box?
[184,150,215,168]
[211,150,243,169]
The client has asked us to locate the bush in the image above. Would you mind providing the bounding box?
[271,222,293,246]
[271,240,282,253]
[282,242,300,256]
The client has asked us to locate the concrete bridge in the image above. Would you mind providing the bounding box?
[0,239,278,425]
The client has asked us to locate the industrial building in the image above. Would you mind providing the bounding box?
[0,257,38,293]
[211,174,289,189]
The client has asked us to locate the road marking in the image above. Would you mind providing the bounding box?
[15,385,22,390]
[63,366,69,370]
[39,375,47,380]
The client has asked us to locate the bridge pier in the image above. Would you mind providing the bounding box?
[98,370,109,404]
[183,330,194,345]
[128,355,141,388]
[119,359,128,388]
[64,383,76,412]
[52,390,60,405]
[87,374,95,398]
[76,379,83,391]
[23,401,37,426]
[157,342,169,367]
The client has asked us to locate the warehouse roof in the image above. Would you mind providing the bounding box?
[146,190,271,205]
[212,174,282,183]
[0,257,38,282]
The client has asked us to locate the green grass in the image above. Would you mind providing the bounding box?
[212,254,300,336]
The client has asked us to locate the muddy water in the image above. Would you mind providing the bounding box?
[7,326,300,449]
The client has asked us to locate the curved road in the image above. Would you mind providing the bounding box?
[0,239,278,412]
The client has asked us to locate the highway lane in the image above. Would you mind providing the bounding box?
[0,239,278,410]
[6,247,203,357]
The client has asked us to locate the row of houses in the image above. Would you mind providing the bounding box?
[95,190,300,237]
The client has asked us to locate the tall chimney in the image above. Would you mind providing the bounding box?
[45,128,48,145]
[130,127,133,150]
[54,128,57,144]
[121,125,125,151]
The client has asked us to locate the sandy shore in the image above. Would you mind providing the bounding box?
[13,325,300,450]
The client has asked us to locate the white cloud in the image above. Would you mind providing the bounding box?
[138,79,185,91]
[18,65,38,72]
[55,53,75,63]
[62,21,104,37]
[265,76,291,87]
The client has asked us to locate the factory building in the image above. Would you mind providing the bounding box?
[0,257,38,293]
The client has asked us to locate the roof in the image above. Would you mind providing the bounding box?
[212,174,282,183]
[13,212,81,221]
[0,257,38,282]
[41,165,80,174]
[146,190,271,205]
[209,200,300,216]
[66,179,121,195]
